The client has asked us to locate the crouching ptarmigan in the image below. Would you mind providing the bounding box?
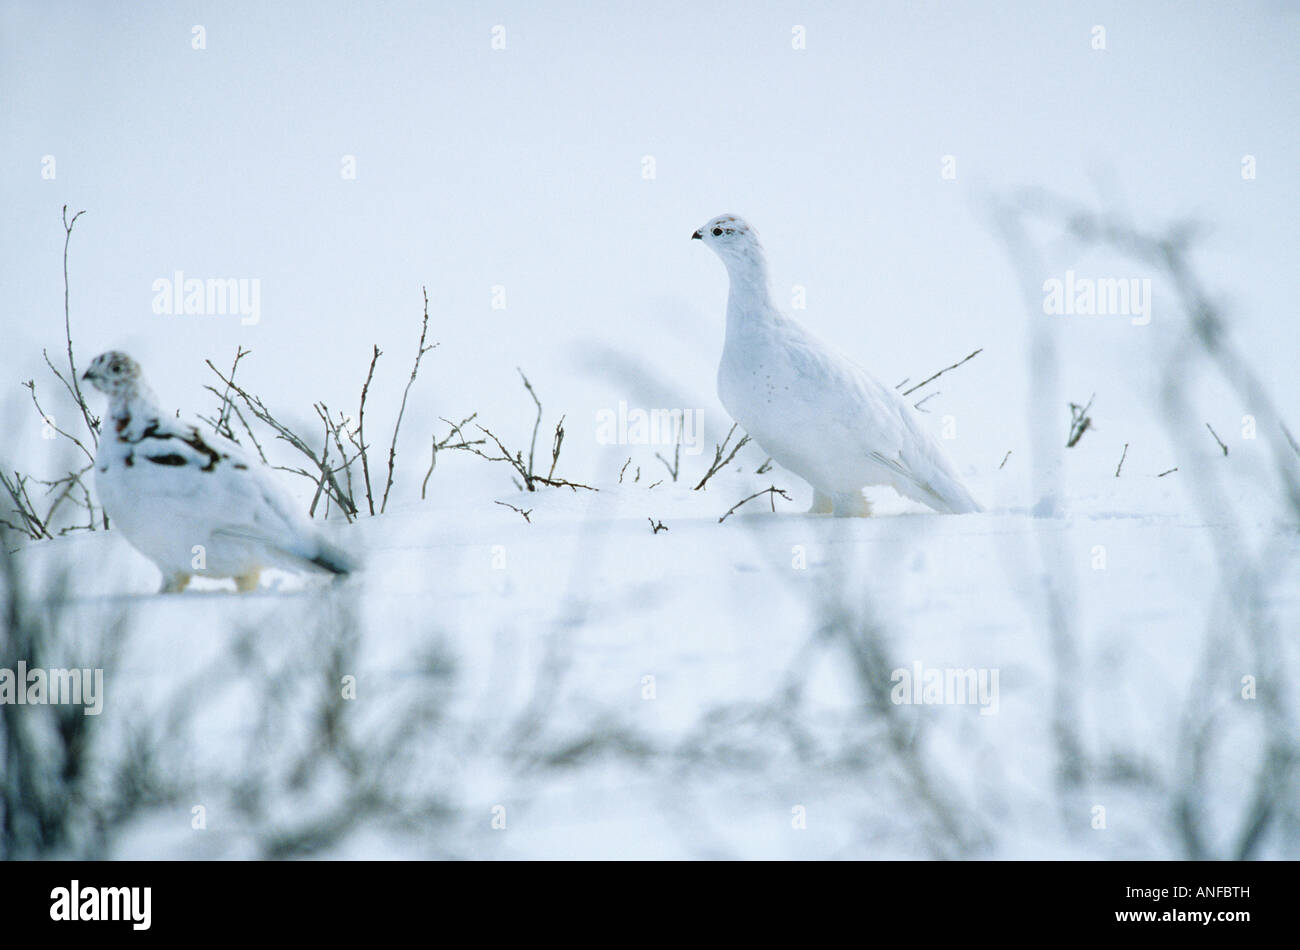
[692,214,983,516]
[83,351,357,592]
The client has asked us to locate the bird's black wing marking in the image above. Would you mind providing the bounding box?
[144,453,188,466]
[127,419,226,472]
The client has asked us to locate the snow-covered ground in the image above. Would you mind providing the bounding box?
[2,2,1298,859]
[6,427,1298,859]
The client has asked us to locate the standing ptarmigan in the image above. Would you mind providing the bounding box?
[692,214,983,516]
[83,351,357,592]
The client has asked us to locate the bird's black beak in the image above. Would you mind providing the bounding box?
[81,370,93,381]
[691,230,702,240]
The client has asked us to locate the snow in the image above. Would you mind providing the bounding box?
[7,454,1296,858]
[2,1,1298,858]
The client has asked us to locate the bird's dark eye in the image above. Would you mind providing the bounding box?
[712,227,722,236]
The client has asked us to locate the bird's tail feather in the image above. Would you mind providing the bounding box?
[926,478,984,514]
[309,538,358,575]
[870,451,984,514]
[211,525,359,576]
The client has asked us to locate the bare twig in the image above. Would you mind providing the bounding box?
[1157,467,1178,477]
[1066,395,1095,447]
[40,349,98,439]
[1281,422,1300,460]
[60,206,97,445]
[998,450,1012,470]
[546,415,566,482]
[1115,443,1129,477]
[230,403,268,464]
[901,348,983,397]
[32,463,96,533]
[494,500,533,523]
[1205,422,1228,456]
[465,373,594,492]
[718,485,791,523]
[308,412,334,518]
[381,289,437,514]
[23,381,93,465]
[647,518,668,534]
[518,368,543,479]
[421,413,481,500]
[212,346,251,440]
[471,424,596,492]
[912,391,940,413]
[0,470,53,540]
[204,361,357,521]
[693,423,751,491]
[655,443,682,482]
[357,345,381,514]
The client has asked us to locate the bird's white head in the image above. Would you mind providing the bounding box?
[82,351,145,398]
[691,214,764,264]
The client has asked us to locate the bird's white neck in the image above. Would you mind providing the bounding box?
[721,248,779,342]
[106,385,163,444]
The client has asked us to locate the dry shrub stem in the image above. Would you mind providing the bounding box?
[718,485,791,523]
[693,423,751,491]
[381,288,437,514]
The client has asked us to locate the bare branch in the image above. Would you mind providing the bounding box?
[1066,394,1095,447]
[0,470,53,540]
[693,423,751,491]
[469,424,596,492]
[463,373,593,492]
[23,380,93,464]
[204,361,357,521]
[718,485,791,523]
[655,443,682,482]
[518,368,542,479]
[912,391,940,413]
[494,500,533,523]
[547,415,565,481]
[421,413,481,500]
[357,345,381,515]
[212,346,251,440]
[901,348,983,397]
[60,205,97,446]
[1205,422,1228,456]
[381,288,437,514]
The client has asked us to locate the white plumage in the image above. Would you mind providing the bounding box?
[692,214,983,516]
[83,351,357,592]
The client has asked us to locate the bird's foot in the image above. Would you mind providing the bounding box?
[159,572,192,594]
[234,569,261,593]
[831,492,873,517]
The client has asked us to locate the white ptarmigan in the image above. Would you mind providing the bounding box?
[83,351,357,592]
[693,214,983,516]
